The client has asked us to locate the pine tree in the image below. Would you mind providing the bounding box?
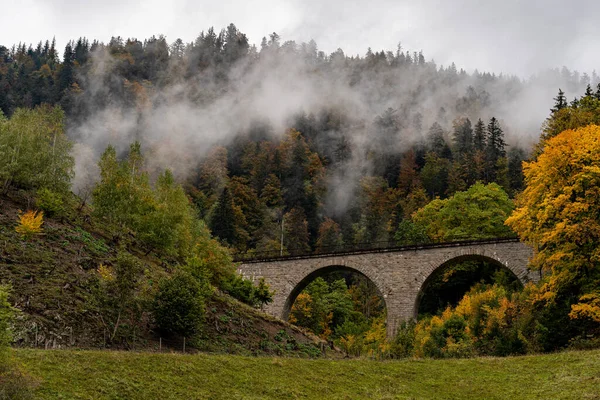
[473,118,486,148]
[485,117,506,183]
[551,88,567,113]
[209,187,243,247]
[427,122,451,159]
[452,117,473,156]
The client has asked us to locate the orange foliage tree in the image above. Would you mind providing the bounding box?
[506,124,600,345]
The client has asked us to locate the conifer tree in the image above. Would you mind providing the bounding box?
[485,117,506,183]
[551,88,567,113]
[209,187,238,246]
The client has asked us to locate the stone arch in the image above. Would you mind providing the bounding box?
[282,264,387,322]
[412,252,529,318]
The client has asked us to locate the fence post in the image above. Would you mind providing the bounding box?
[159,337,162,352]
[183,337,186,353]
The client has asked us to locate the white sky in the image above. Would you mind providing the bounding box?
[4,0,599,77]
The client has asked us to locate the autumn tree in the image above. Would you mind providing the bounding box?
[506,124,600,347]
[316,217,344,252]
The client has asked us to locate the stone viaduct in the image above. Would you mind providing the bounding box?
[237,238,538,336]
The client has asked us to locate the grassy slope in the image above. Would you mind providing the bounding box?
[15,348,600,400]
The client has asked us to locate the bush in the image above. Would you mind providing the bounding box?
[390,320,416,358]
[15,210,44,239]
[153,271,207,336]
[36,188,65,217]
[221,275,274,308]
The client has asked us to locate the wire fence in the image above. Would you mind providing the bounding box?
[21,331,197,354]
[233,236,520,263]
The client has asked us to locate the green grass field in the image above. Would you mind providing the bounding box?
[13,348,600,399]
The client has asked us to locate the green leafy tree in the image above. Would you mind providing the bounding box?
[92,142,154,234]
[95,252,143,343]
[0,105,73,195]
[137,169,194,256]
[414,182,514,241]
[394,220,430,245]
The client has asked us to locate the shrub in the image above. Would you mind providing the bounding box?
[153,271,207,336]
[221,275,274,308]
[36,188,65,217]
[15,210,43,239]
[390,320,416,358]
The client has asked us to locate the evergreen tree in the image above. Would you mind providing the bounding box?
[551,88,567,113]
[507,147,526,195]
[485,117,506,183]
[209,187,244,247]
[284,207,310,255]
[58,42,74,94]
[473,119,486,152]
[426,122,451,158]
[452,117,473,155]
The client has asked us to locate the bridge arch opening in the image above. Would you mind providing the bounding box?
[283,265,387,337]
[415,254,523,318]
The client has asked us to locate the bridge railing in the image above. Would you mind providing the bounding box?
[233,236,520,263]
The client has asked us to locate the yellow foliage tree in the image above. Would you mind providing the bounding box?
[15,210,44,238]
[506,124,600,337]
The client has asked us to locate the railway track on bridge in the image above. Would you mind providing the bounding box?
[234,236,521,263]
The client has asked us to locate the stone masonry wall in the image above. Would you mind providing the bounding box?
[239,241,536,336]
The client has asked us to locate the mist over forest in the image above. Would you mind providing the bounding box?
[0,23,597,253]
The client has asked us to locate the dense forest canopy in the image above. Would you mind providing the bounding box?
[1,24,597,255]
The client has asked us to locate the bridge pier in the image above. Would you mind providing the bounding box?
[238,239,536,338]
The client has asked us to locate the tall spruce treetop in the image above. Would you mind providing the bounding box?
[427,122,451,158]
[584,84,594,97]
[551,88,567,113]
[473,118,486,152]
[486,117,505,161]
[452,117,473,155]
[209,187,238,246]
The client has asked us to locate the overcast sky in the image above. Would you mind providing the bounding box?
[4,0,599,77]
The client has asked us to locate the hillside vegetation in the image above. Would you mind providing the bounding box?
[0,191,322,357]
